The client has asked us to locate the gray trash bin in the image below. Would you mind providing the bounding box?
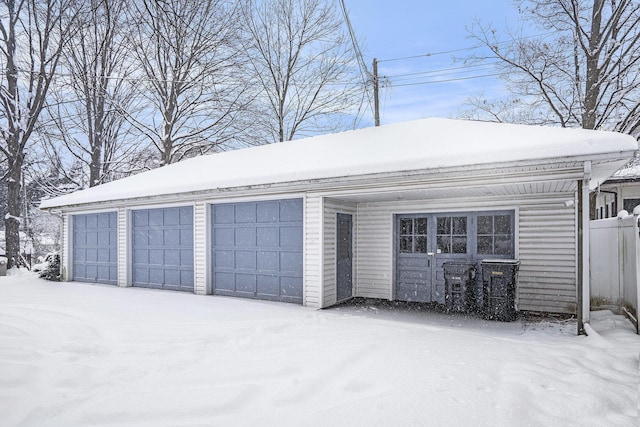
[0,257,7,276]
[443,262,476,312]
[482,259,520,321]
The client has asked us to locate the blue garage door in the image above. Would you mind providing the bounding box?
[212,199,303,303]
[73,212,117,284]
[132,206,194,292]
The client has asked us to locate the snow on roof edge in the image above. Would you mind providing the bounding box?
[40,118,638,209]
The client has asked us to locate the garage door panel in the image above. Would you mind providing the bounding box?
[215,272,234,291]
[97,266,111,281]
[257,275,279,296]
[86,232,98,246]
[214,205,235,223]
[215,250,233,268]
[87,215,98,228]
[85,265,98,279]
[280,200,303,221]
[257,202,278,222]
[181,249,193,263]
[164,249,180,266]
[235,204,256,223]
[235,251,255,269]
[280,227,302,247]
[133,211,148,226]
[134,249,148,264]
[149,268,164,284]
[148,249,163,265]
[164,209,180,225]
[257,251,278,271]
[215,228,234,245]
[235,273,256,293]
[280,252,302,273]
[97,248,111,262]
[181,270,193,285]
[97,213,111,228]
[212,199,302,304]
[164,269,180,285]
[148,229,163,246]
[132,206,194,292]
[75,264,86,278]
[86,249,98,262]
[164,229,180,244]
[281,276,302,297]
[149,210,163,226]
[235,228,255,246]
[257,227,278,247]
[134,267,148,283]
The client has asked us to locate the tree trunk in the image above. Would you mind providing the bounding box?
[4,155,23,268]
[583,0,604,130]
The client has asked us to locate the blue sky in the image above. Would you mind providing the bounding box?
[344,0,520,125]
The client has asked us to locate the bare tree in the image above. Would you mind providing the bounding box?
[127,0,247,166]
[465,0,640,138]
[0,0,79,268]
[242,0,363,143]
[45,0,138,188]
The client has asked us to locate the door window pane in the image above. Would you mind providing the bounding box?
[415,236,427,253]
[477,216,492,234]
[437,217,450,235]
[437,235,451,253]
[400,236,413,253]
[400,219,413,235]
[476,213,513,257]
[495,215,511,234]
[453,217,467,234]
[437,216,467,254]
[399,217,428,253]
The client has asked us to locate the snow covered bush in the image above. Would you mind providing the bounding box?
[39,253,60,282]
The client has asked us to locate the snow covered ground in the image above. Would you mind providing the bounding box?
[1,272,638,426]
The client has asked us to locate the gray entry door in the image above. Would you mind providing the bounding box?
[73,212,118,284]
[132,206,194,291]
[396,215,433,302]
[336,213,353,301]
[212,199,303,303]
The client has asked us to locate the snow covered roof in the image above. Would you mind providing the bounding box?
[40,118,638,209]
[608,163,640,180]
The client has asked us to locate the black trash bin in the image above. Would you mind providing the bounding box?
[482,259,520,321]
[443,262,476,312]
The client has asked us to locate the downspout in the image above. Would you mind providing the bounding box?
[577,162,592,335]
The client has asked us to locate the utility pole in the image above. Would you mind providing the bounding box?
[373,58,380,126]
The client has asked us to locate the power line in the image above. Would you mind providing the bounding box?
[384,61,503,79]
[391,73,503,88]
[376,31,557,63]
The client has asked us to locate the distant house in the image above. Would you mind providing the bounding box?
[40,118,637,325]
[594,163,640,218]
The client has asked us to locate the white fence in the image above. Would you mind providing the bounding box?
[590,216,640,333]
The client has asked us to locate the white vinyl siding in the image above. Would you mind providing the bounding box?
[194,202,207,295]
[304,196,322,307]
[117,207,128,287]
[322,198,357,307]
[61,213,70,281]
[517,200,577,313]
[355,205,394,300]
[354,193,577,314]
